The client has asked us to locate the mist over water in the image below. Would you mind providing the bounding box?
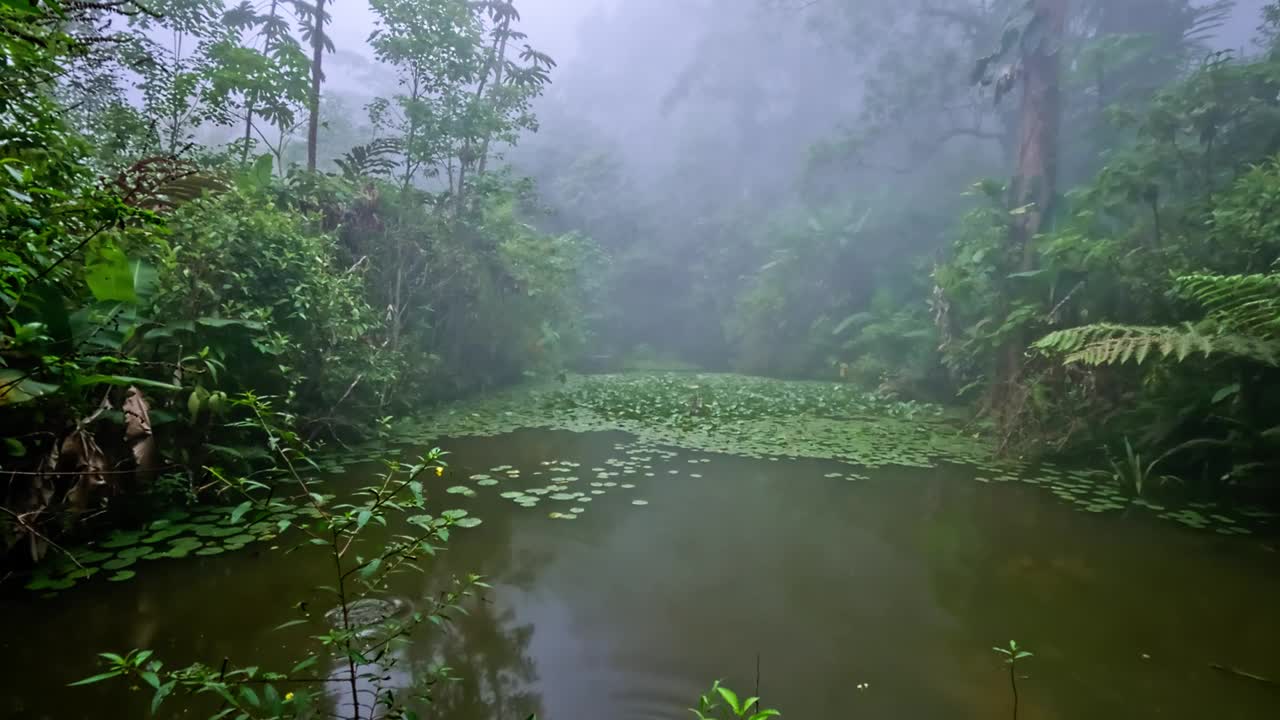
[5,1,1280,719]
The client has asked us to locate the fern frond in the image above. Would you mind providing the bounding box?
[336,138,402,180]
[1177,273,1280,339]
[1034,322,1280,367]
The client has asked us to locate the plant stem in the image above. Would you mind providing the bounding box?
[1010,662,1019,720]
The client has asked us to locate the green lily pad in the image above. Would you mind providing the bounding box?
[25,576,76,591]
[101,531,146,549]
[102,557,137,570]
[108,570,136,582]
[75,550,115,564]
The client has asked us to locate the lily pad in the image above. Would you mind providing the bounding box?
[100,531,146,549]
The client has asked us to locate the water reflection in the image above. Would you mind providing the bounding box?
[2,430,1279,720]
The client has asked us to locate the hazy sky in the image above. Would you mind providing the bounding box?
[327,0,612,66]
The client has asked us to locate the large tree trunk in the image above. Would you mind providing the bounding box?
[306,0,327,172]
[995,0,1067,412]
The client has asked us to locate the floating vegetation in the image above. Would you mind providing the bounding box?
[446,486,477,497]
[384,374,1277,535]
[23,504,308,595]
[631,500,649,506]
[400,374,984,471]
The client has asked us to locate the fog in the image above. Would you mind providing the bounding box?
[8,3,1280,714]
[91,0,1280,372]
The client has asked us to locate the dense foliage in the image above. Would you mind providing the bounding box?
[4,1,1280,716]
[519,0,1280,499]
[0,0,595,562]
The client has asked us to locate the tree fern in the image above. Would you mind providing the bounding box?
[1176,273,1280,339]
[1034,272,1280,367]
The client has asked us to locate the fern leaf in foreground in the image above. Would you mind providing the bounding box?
[1033,323,1278,366]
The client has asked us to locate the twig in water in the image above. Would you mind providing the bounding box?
[1211,663,1276,686]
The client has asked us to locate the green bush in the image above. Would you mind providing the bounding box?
[152,189,393,416]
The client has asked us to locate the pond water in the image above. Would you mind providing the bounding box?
[2,428,1279,719]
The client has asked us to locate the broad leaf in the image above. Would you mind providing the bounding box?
[85,246,137,303]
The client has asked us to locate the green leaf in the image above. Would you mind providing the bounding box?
[85,245,137,303]
[1211,383,1240,404]
[356,509,373,530]
[747,711,781,720]
[140,671,161,689]
[5,187,32,203]
[716,686,742,715]
[196,317,265,330]
[151,681,176,714]
[360,557,382,578]
[0,0,41,15]
[1007,269,1049,280]
[68,670,124,686]
[831,312,872,336]
[229,501,252,524]
[0,369,58,406]
[251,153,274,185]
[74,375,182,392]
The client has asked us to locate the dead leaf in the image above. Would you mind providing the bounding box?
[122,386,157,484]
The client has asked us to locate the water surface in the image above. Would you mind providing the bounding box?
[3,429,1278,719]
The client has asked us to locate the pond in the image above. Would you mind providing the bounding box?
[2,425,1279,719]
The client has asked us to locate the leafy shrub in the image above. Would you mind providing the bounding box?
[152,189,393,417]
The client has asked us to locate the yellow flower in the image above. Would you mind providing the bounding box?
[285,692,295,701]
[434,466,444,477]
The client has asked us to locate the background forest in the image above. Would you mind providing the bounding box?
[3,0,1280,559]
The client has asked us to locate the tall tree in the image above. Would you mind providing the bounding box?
[299,0,334,171]
[970,0,1068,410]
